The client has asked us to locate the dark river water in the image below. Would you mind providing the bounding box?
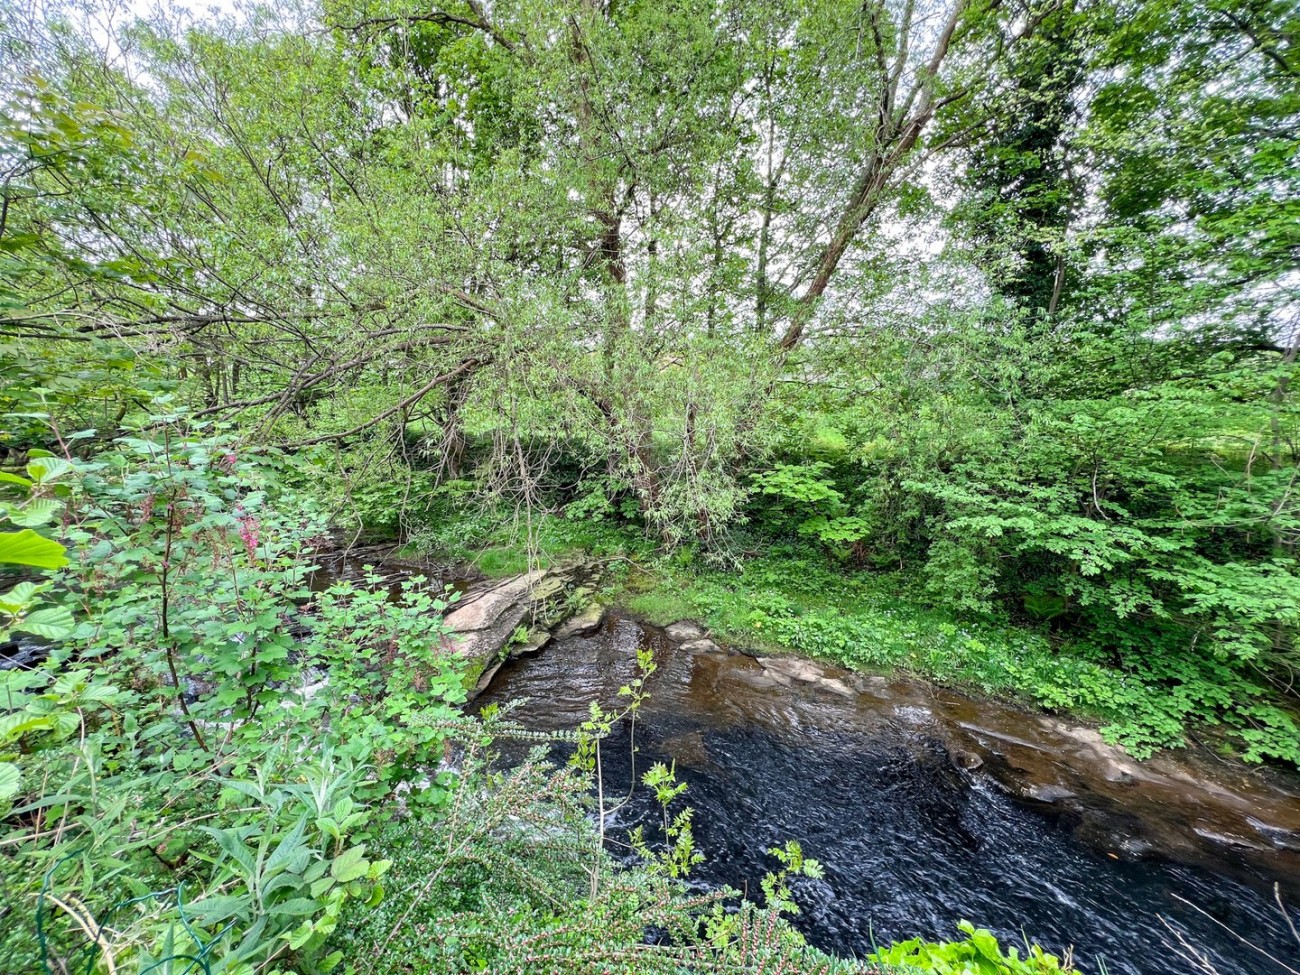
[476,613,1300,975]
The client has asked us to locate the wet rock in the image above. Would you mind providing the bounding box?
[515,629,551,655]
[1192,825,1275,853]
[554,603,605,639]
[679,638,721,654]
[758,656,826,682]
[949,748,984,771]
[473,659,505,696]
[442,570,560,694]
[937,705,1300,889]
[758,656,859,698]
[1248,818,1300,852]
[848,673,889,693]
[665,620,705,642]
[1100,759,1136,785]
[815,677,855,698]
[737,665,793,690]
[1024,783,1076,803]
[1114,836,1159,859]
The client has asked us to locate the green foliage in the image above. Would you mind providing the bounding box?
[625,546,1300,763]
[336,738,873,975]
[0,427,470,974]
[0,453,75,637]
[869,920,1070,975]
[751,462,872,554]
[2,0,1299,968]
[629,761,704,880]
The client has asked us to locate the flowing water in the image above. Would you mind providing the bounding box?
[476,613,1300,975]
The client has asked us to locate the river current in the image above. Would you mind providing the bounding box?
[476,613,1300,975]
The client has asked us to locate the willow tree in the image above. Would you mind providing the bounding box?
[4,0,1055,539]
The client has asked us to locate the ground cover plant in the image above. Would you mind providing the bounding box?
[1,0,1298,969]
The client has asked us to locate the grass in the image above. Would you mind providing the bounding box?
[401,508,1300,764]
[402,506,657,578]
[620,554,1070,687]
[410,509,1123,720]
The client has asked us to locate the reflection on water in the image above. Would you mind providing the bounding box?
[476,614,1300,975]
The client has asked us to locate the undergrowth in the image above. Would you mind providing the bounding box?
[621,549,1300,763]
[336,732,1068,975]
[400,505,1300,767]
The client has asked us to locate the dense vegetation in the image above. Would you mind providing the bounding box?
[1,0,1297,971]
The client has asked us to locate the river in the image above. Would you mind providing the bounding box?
[476,611,1300,975]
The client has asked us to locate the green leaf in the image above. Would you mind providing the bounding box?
[200,825,258,876]
[0,762,20,802]
[0,530,68,569]
[189,894,251,923]
[329,845,368,884]
[267,897,322,918]
[0,582,44,614]
[4,499,60,527]
[265,815,309,873]
[26,457,73,484]
[969,927,1003,963]
[286,920,315,950]
[15,605,74,640]
[0,712,59,742]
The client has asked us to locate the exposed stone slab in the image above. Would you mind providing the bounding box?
[554,603,606,640]
[515,629,552,655]
[757,656,825,682]
[441,571,555,694]
[679,638,721,654]
[444,571,547,634]
[1023,783,1077,803]
[665,621,705,642]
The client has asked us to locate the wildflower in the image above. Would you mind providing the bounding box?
[235,505,260,560]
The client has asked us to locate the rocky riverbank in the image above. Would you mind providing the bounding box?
[315,550,1300,898]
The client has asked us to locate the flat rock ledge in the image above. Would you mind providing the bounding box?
[443,568,588,696]
[554,602,606,640]
[440,565,618,696]
[725,650,1300,890]
[665,620,705,642]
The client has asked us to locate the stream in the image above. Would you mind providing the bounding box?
[476,612,1300,975]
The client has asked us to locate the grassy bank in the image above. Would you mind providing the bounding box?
[618,553,1300,763]
[399,509,1300,766]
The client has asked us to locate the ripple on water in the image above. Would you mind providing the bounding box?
[475,614,1300,975]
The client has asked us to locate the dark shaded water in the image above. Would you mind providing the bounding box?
[477,614,1300,975]
[308,542,478,601]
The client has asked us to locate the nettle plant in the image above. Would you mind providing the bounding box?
[0,453,76,640]
[0,452,80,803]
[1,429,469,974]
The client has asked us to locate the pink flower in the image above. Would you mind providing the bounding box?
[235,506,260,560]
